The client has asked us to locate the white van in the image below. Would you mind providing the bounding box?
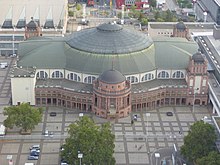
[0,62,8,69]
[29,144,40,150]
[0,64,6,69]
[24,163,35,165]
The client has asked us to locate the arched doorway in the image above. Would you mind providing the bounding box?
[195,99,200,105]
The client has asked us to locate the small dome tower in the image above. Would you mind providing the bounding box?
[25,17,41,39]
[92,69,131,119]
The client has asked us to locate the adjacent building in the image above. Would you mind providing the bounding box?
[0,0,68,56]
[11,23,209,119]
[195,0,220,24]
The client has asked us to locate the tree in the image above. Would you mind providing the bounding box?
[196,151,220,165]
[156,18,164,22]
[68,11,74,17]
[165,10,173,22]
[61,116,115,165]
[3,103,43,132]
[76,3,82,11]
[181,121,217,162]
[141,18,148,26]
[148,0,156,8]
[130,5,137,13]
[154,11,160,20]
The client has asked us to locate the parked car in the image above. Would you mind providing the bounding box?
[50,112,57,117]
[30,151,39,156]
[29,144,40,150]
[161,159,167,165]
[61,159,69,165]
[10,54,16,57]
[133,114,138,121]
[60,145,65,151]
[78,19,89,25]
[49,131,54,138]
[44,130,49,137]
[28,155,39,160]
[30,149,40,153]
[166,112,173,116]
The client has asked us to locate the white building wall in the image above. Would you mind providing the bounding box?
[190,78,193,86]
[195,76,202,92]
[202,79,207,86]
[11,76,36,105]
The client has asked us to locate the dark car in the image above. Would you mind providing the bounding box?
[61,159,69,165]
[30,148,40,153]
[78,20,89,25]
[166,112,173,116]
[28,155,39,160]
[30,150,39,156]
[50,112,57,117]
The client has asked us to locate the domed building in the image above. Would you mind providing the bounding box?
[25,17,41,39]
[173,21,190,39]
[11,23,209,119]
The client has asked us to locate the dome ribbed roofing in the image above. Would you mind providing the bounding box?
[192,52,204,63]
[27,20,38,29]
[99,69,125,84]
[66,23,153,54]
[176,22,186,31]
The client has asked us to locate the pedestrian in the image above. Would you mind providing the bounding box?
[56,126,58,129]
[131,120,134,125]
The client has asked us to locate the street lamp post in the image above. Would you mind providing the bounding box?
[146,113,151,136]
[78,151,83,165]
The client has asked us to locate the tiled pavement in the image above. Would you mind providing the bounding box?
[0,105,212,165]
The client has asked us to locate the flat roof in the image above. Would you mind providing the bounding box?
[35,78,188,94]
[148,22,214,30]
[0,0,67,29]
[11,66,36,78]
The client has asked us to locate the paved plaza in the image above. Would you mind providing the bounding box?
[0,105,212,165]
[0,56,214,165]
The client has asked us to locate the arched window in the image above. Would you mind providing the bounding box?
[67,73,81,82]
[36,71,48,79]
[84,76,96,84]
[172,71,184,78]
[158,71,169,79]
[51,71,63,78]
[141,73,154,82]
[126,76,138,83]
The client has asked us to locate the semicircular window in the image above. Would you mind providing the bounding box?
[141,73,154,82]
[158,71,169,79]
[84,76,96,84]
[127,76,138,83]
[172,71,184,78]
[36,71,48,79]
[51,71,63,78]
[67,73,81,82]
